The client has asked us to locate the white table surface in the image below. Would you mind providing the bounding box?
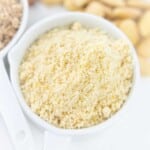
[0,2,150,150]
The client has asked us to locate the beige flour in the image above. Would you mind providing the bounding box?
[19,23,133,129]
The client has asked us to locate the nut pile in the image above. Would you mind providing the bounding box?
[0,0,22,51]
[40,0,150,76]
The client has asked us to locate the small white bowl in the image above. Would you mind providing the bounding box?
[0,0,29,58]
[8,12,140,136]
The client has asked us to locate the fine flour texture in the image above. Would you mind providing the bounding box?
[19,23,133,129]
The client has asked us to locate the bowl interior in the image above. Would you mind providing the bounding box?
[0,0,28,58]
[8,12,140,136]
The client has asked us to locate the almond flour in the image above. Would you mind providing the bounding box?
[19,23,133,129]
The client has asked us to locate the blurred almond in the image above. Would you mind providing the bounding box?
[139,56,150,76]
[119,19,140,45]
[127,0,150,9]
[138,11,150,37]
[100,2,112,18]
[137,38,150,58]
[85,1,106,17]
[63,0,80,10]
[73,0,91,7]
[100,0,125,7]
[113,19,123,26]
[112,7,142,19]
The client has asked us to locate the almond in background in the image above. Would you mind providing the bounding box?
[100,0,125,7]
[63,0,80,10]
[127,0,150,9]
[138,11,150,37]
[139,56,150,76]
[112,7,142,19]
[72,0,91,8]
[119,19,140,45]
[113,20,123,26]
[137,38,150,58]
[85,1,106,17]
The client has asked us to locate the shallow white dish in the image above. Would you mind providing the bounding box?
[8,12,140,149]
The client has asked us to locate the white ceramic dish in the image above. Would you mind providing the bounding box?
[8,12,140,149]
[0,1,35,150]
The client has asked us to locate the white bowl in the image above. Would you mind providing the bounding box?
[8,12,140,136]
[0,0,29,57]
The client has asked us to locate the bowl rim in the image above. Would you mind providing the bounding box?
[8,12,140,136]
[0,0,29,58]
